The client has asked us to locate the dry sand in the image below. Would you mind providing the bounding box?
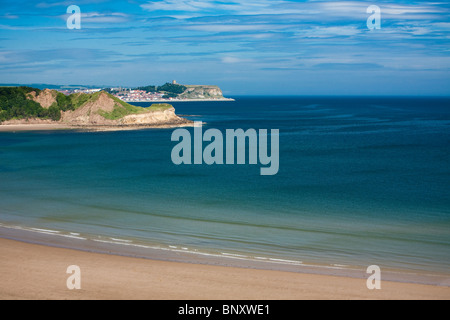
[0,124,74,132]
[0,238,448,300]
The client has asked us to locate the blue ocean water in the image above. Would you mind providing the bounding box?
[0,97,449,275]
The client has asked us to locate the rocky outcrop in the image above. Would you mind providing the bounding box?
[60,91,193,129]
[1,87,193,130]
[61,91,117,125]
[28,89,57,109]
[57,92,191,127]
[180,85,225,99]
[18,89,192,129]
[120,107,188,126]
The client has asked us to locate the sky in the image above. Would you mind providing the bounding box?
[0,0,449,95]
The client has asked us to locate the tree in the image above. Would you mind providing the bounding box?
[135,85,157,93]
[48,105,62,121]
[158,83,187,94]
[0,87,59,121]
[56,92,74,111]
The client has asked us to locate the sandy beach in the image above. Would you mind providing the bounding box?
[0,123,194,132]
[0,124,74,132]
[0,238,448,300]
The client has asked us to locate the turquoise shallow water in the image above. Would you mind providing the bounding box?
[0,97,449,275]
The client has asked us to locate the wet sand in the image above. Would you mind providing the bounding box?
[1,238,449,300]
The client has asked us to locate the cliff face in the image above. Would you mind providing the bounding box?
[59,92,191,127]
[28,89,57,109]
[120,107,187,126]
[9,89,192,127]
[61,91,117,125]
[180,85,225,99]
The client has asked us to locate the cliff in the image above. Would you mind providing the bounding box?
[131,83,233,101]
[0,87,192,129]
[28,89,58,109]
[179,85,227,100]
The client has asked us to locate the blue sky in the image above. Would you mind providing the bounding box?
[0,0,449,95]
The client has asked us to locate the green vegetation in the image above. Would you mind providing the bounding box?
[0,87,175,124]
[147,103,173,111]
[157,83,187,95]
[48,92,93,112]
[0,87,60,122]
[163,93,178,99]
[55,92,75,111]
[135,85,157,93]
[132,83,188,98]
[97,100,147,120]
[69,92,92,110]
[0,87,102,123]
[98,101,172,120]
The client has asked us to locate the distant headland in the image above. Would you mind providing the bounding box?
[0,81,235,103]
[0,86,195,132]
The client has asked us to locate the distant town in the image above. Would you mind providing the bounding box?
[0,81,232,102]
[57,80,174,102]
[57,87,167,102]
[54,80,231,102]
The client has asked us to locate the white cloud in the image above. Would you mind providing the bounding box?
[141,0,289,16]
[184,23,284,32]
[141,0,447,20]
[221,56,245,63]
[59,12,131,24]
[298,26,361,38]
[36,0,108,8]
[81,12,130,23]
[318,1,445,20]
[1,14,19,19]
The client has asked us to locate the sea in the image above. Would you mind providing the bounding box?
[0,97,449,283]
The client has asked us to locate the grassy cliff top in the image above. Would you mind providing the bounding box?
[0,87,174,123]
[98,99,172,120]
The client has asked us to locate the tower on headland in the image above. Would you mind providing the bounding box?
[172,80,177,85]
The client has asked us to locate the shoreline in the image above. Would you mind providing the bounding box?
[0,237,449,300]
[1,224,449,289]
[0,122,194,132]
[0,123,74,132]
[129,98,235,103]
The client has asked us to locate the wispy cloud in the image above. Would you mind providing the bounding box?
[0,14,20,19]
[0,0,449,94]
[0,48,118,65]
[61,11,131,24]
[141,0,287,16]
[36,0,110,8]
[221,56,252,64]
[141,0,448,20]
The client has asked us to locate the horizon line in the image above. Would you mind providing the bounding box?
[1,84,449,98]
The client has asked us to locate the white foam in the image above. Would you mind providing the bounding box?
[110,238,133,243]
[0,223,362,272]
[269,258,303,264]
[0,224,86,240]
[332,264,348,268]
[222,253,249,258]
[31,228,60,234]
[92,239,154,249]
